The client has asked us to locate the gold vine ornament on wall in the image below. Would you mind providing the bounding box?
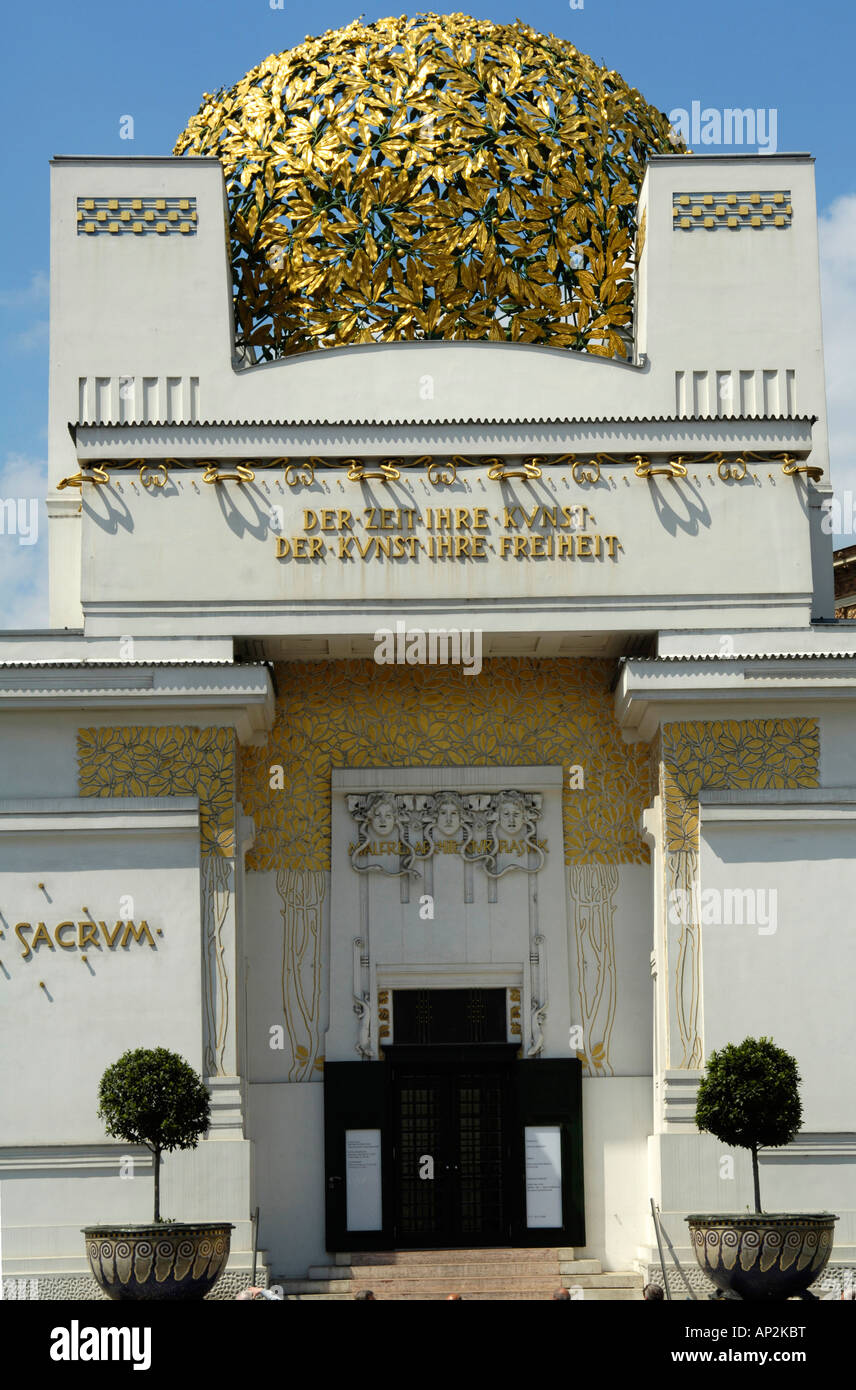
[58,451,820,492]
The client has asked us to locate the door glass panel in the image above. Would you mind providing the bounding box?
[393,1060,509,1245]
[457,1074,505,1238]
[396,1073,444,1238]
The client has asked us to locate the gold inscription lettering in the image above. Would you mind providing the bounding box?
[15,922,33,960]
[32,922,54,952]
[54,922,77,948]
[120,920,156,949]
[78,921,100,949]
[101,920,124,947]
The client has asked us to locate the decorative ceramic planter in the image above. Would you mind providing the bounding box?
[686,1213,837,1301]
[83,1223,233,1301]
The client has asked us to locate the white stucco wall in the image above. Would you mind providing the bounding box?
[0,800,204,1146]
[699,794,856,1130]
[248,1082,326,1279]
[581,1077,652,1271]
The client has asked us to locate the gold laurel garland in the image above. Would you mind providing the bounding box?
[59,451,819,491]
[172,14,683,362]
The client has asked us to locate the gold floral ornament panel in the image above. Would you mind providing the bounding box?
[174,13,683,362]
[239,658,652,873]
[78,726,236,857]
[661,719,819,853]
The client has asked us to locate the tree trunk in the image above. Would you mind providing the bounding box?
[751,1144,762,1213]
[153,1147,161,1223]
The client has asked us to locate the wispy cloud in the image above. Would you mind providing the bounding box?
[0,269,49,357]
[0,453,49,629]
[0,270,49,309]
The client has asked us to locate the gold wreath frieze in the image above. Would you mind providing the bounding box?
[781,454,824,482]
[346,458,401,481]
[201,462,255,484]
[570,456,602,485]
[281,459,316,487]
[487,458,542,481]
[427,459,458,486]
[716,455,748,482]
[57,464,110,490]
[139,462,169,488]
[633,455,687,479]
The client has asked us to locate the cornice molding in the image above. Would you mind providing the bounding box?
[0,663,274,742]
[72,416,815,460]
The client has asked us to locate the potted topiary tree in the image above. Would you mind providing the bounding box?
[686,1036,836,1300]
[83,1047,233,1300]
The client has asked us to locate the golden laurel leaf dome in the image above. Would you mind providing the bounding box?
[174,12,683,362]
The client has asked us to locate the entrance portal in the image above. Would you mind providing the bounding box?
[391,1048,515,1246]
[323,989,584,1252]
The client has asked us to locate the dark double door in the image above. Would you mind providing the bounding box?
[324,1046,584,1251]
[391,1048,513,1247]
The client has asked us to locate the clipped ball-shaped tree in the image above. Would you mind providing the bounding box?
[695,1036,802,1213]
[97,1047,211,1223]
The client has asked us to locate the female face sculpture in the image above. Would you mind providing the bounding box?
[368,796,396,837]
[498,795,525,835]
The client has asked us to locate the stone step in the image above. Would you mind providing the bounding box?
[348,1247,564,1265]
[280,1271,640,1295]
[345,1262,570,1281]
[345,1286,643,1301]
[558,1260,601,1275]
[287,1293,354,1301]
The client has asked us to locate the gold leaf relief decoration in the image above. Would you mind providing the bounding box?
[570,863,619,1077]
[173,14,683,362]
[77,725,237,1077]
[276,868,326,1082]
[660,719,819,1069]
[239,658,651,872]
[78,725,236,857]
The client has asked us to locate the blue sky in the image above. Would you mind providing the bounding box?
[1,0,855,624]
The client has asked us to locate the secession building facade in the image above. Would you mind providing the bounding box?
[1,17,853,1297]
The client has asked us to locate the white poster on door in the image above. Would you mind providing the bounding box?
[525,1125,562,1228]
[346,1128,383,1231]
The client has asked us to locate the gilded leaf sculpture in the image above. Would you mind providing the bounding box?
[174,12,683,361]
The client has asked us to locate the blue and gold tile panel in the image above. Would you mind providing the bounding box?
[76,196,198,236]
[672,191,792,231]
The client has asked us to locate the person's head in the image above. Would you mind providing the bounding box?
[552,1287,571,1300]
[445,1293,462,1300]
[354,1289,376,1300]
[643,1283,665,1300]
